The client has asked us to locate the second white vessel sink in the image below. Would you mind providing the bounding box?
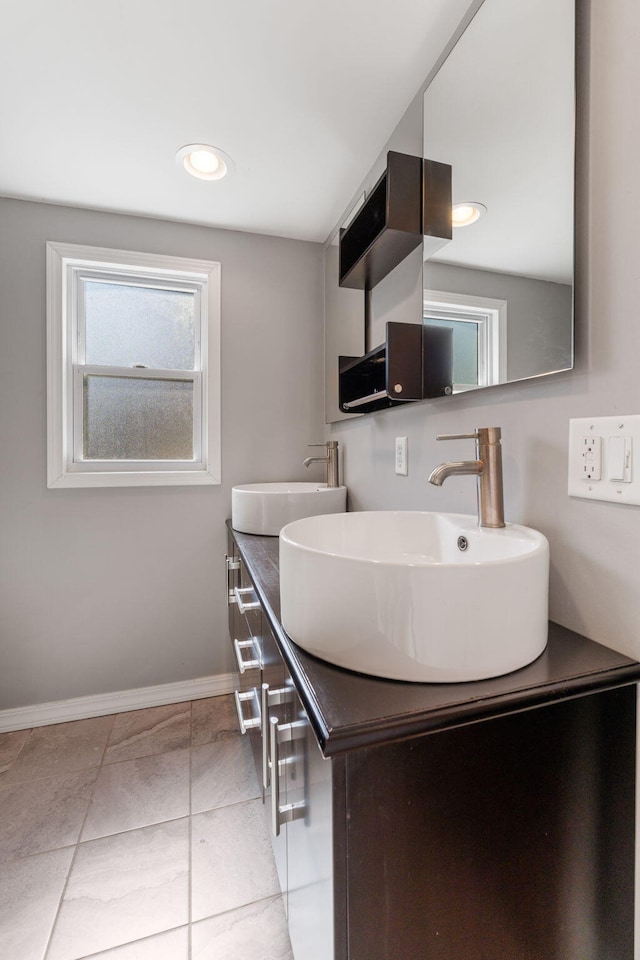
[279,511,549,683]
[232,482,347,536]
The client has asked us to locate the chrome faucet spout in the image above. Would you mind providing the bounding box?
[427,427,505,528]
[303,456,325,468]
[428,460,483,486]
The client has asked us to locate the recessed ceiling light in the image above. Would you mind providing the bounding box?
[176,143,234,181]
[452,202,487,227]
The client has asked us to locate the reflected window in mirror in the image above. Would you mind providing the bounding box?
[423,290,506,392]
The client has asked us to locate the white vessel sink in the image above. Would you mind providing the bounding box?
[279,511,549,683]
[232,482,347,536]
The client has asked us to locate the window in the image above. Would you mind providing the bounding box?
[423,289,507,393]
[47,242,221,487]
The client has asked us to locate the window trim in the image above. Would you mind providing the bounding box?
[46,241,221,488]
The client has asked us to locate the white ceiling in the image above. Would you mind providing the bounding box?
[0,0,475,243]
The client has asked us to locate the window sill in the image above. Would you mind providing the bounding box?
[47,467,220,489]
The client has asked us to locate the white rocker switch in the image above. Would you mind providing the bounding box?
[609,436,632,482]
[569,416,640,505]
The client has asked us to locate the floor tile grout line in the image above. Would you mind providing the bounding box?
[193,890,287,926]
[78,923,191,960]
[102,742,193,765]
[0,762,103,791]
[78,812,192,847]
[41,712,118,960]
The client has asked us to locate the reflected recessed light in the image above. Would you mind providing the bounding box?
[176,143,234,181]
[452,202,487,227]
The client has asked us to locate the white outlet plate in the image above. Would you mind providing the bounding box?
[568,415,640,506]
[395,436,408,476]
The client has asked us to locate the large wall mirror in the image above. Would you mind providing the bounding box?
[422,0,575,393]
[324,0,575,421]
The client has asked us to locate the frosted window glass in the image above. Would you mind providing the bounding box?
[424,317,479,385]
[83,376,193,460]
[83,281,196,369]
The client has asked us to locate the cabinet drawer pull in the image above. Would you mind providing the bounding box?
[262,684,270,789]
[269,716,307,837]
[225,555,241,606]
[234,689,261,735]
[261,683,295,789]
[234,585,261,615]
[234,638,261,674]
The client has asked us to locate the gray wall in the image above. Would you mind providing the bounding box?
[329,0,640,662]
[0,199,324,709]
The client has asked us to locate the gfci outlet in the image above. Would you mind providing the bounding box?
[568,415,640,506]
[395,436,408,475]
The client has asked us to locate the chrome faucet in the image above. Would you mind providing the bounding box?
[303,440,340,488]
[428,427,505,528]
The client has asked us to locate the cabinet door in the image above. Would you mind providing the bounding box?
[343,689,636,960]
[285,690,334,960]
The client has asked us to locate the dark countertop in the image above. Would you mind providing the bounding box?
[229,523,640,757]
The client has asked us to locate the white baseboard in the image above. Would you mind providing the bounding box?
[0,673,236,733]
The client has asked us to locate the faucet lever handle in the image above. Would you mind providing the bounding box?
[436,432,479,442]
[437,427,501,444]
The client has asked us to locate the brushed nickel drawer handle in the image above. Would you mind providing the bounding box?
[234,585,261,615]
[270,716,307,836]
[234,689,261,735]
[225,555,240,606]
[261,683,295,789]
[233,638,261,674]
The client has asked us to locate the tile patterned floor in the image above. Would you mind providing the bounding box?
[0,696,294,960]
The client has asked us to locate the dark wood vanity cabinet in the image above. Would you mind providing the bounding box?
[341,690,635,960]
[226,525,639,960]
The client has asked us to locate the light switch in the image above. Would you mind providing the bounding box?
[609,436,631,482]
[395,436,408,476]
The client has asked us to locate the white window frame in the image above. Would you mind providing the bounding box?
[47,241,221,488]
[423,289,507,392]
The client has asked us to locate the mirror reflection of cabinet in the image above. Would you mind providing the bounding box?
[338,322,453,415]
[330,154,452,419]
[323,0,577,422]
[338,152,448,291]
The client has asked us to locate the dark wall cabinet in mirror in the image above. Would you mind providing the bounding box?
[339,151,451,291]
[339,322,452,414]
